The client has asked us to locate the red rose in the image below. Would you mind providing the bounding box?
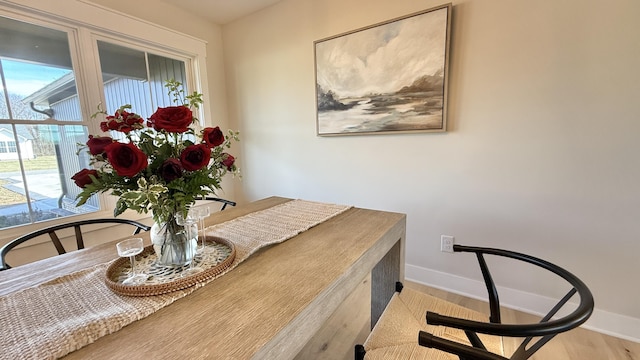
[71,169,99,188]
[202,126,224,148]
[147,106,193,133]
[221,153,235,171]
[158,158,183,182]
[100,109,143,133]
[180,144,211,171]
[86,135,113,155]
[104,142,148,177]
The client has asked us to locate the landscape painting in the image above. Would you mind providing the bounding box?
[314,4,452,136]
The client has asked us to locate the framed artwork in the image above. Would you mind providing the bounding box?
[314,3,452,136]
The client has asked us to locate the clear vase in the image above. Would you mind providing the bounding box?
[150,216,198,267]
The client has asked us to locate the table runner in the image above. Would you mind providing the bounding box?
[0,199,351,360]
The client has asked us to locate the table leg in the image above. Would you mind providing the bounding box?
[371,239,402,328]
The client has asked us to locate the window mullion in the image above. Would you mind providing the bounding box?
[73,28,121,214]
[73,27,104,135]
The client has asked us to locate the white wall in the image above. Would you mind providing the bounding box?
[221,0,640,341]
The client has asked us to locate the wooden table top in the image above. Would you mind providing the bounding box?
[0,197,406,359]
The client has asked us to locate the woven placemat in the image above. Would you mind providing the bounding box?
[105,236,236,296]
[0,199,351,360]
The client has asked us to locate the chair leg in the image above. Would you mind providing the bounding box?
[354,344,366,360]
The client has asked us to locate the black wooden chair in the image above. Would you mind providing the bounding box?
[356,244,594,360]
[0,218,150,270]
[203,197,236,211]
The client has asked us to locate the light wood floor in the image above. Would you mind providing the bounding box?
[296,277,639,359]
[406,281,640,360]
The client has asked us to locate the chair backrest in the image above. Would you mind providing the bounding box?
[203,197,236,211]
[419,244,594,360]
[0,218,150,270]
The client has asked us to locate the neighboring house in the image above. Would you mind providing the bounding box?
[22,56,185,213]
[0,127,34,161]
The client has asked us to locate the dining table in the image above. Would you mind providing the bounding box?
[0,196,406,359]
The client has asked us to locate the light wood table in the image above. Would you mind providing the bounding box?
[0,197,406,359]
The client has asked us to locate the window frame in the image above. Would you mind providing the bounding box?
[0,0,210,243]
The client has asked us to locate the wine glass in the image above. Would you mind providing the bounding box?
[116,237,148,285]
[176,211,203,276]
[192,206,211,253]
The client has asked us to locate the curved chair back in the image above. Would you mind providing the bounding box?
[203,197,236,211]
[0,218,150,270]
[419,244,594,360]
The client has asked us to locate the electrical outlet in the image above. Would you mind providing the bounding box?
[441,235,454,253]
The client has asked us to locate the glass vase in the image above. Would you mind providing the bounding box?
[150,216,198,267]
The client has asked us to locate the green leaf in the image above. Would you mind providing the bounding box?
[121,191,143,200]
[148,184,167,193]
[114,198,129,217]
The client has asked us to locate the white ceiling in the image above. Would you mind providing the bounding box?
[159,0,283,24]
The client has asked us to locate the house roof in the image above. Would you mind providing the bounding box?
[22,72,76,106]
[0,125,33,141]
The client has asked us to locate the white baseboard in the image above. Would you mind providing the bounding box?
[405,264,640,343]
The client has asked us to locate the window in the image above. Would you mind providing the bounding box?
[97,40,187,121]
[0,16,83,229]
[0,4,206,232]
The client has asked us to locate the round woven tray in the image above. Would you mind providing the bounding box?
[105,236,236,296]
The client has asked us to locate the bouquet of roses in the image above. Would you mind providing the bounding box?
[72,80,239,225]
